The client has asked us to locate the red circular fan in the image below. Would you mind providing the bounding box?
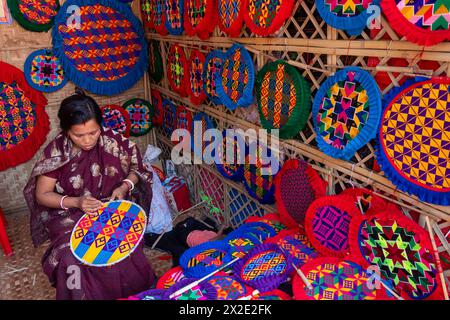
[349,208,445,300]
[243,0,295,36]
[154,0,168,35]
[176,105,193,131]
[187,49,207,105]
[151,89,164,126]
[167,44,188,97]
[292,256,390,300]
[340,187,387,215]
[100,104,131,138]
[304,195,361,258]
[275,159,328,229]
[184,0,216,39]
[245,213,287,234]
[140,0,155,29]
[217,0,245,37]
[156,266,186,289]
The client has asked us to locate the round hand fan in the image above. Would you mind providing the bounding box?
[216,44,255,110]
[156,266,186,289]
[187,49,207,105]
[206,276,251,300]
[243,0,295,36]
[179,240,233,278]
[224,229,262,258]
[162,98,177,137]
[292,256,389,300]
[238,221,277,242]
[233,243,293,292]
[215,129,245,182]
[376,77,450,206]
[140,0,155,29]
[7,0,60,32]
[340,187,387,215]
[100,104,131,138]
[184,0,216,39]
[203,50,225,105]
[163,278,218,300]
[217,0,244,37]
[151,89,164,126]
[256,59,311,139]
[164,0,184,35]
[24,48,67,93]
[70,200,147,267]
[167,44,188,97]
[349,208,443,300]
[123,98,153,137]
[245,213,287,234]
[305,195,361,258]
[313,66,382,161]
[275,158,328,228]
[190,112,216,158]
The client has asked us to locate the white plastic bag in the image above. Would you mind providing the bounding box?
[146,165,173,234]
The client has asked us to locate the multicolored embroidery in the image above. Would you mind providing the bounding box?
[203,50,225,105]
[123,98,153,136]
[156,266,186,289]
[215,129,244,181]
[217,0,244,37]
[52,0,147,95]
[187,49,206,105]
[7,0,59,31]
[191,112,216,157]
[70,200,147,267]
[207,276,248,300]
[313,66,382,160]
[176,105,192,131]
[151,89,164,126]
[244,0,295,35]
[24,49,66,93]
[164,0,183,35]
[100,104,131,137]
[381,0,450,46]
[225,230,261,258]
[167,44,188,97]
[217,44,255,110]
[164,278,217,300]
[162,98,177,137]
[184,0,216,39]
[257,60,311,139]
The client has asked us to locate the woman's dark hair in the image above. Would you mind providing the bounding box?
[58,87,103,131]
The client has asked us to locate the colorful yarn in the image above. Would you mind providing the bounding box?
[123,98,153,136]
[167,44,188,97]
[184,0,216,39]
[163,278,218,300]
[202,50,225,105]
[24,49,67,93]
[217,0,244,37]
[162,98,177,136]
[225,229,262,258]
[187,49,206,105]
[206,276,249,300]
[257,60,311,139]
[7,0,60,32]
[156,266,186,289]
[244,0,295,36]
[164,0,184,35]
[100,104,131,137]
[190,112,216,157]
[151,89,164,126]
[215,129,245,182]
[313,66,382,160]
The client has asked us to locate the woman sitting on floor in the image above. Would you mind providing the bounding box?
[23,89,156,300]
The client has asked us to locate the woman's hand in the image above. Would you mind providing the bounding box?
[77,196,103,215]
[110,184,129,201]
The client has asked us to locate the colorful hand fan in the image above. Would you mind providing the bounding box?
[245,213,287,234]
[349,208,443,300]
[156,266,186,289]
[238,221,277,241]
[233,243,293,291]
[292,256,389,300]
[163,278,218,300]
[340,187,387,215]
[52,0,148,95]
[123,98,153,137]
[148,40,163,83]
[376,77,450,206]
[206,276,250,300]
[203,50,225,105]
[167,44,188,97]
[315,0,380,36]
[7,0,60,32]
[313,66,382,161]
[266,229,319,273]
[381,0,450,46]
[187,49,206,105]
[184,0,216,39]
[217,0,244,37]
[243,0,295,36]
[257,60,311,139]
[162,98,177,136]
[24,49,67,93]
[176,105,192,131]
[215,129,245,181]
[151,89,164,126]
[128,289,167,300]
[275,158,328,228]
[179,240,233,278]
[190,112,216,157]
[152,0,168,35]
[70,200,147,267]
[140,0,155,28]
[243,142,278,204]
[305,195,361,258]
[216,44,255,110]
[224,229,262,258]
[0,61,49,171]
[164,0,184,35]
[100,104,131,138]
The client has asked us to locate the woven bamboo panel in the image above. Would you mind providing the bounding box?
[148,0,450,278]
[0,1,150,214]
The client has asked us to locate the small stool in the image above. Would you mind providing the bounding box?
[0,207,13,256]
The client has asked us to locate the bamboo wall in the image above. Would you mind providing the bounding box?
[0,0,150,214]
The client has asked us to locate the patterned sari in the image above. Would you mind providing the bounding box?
[23,127,155,300]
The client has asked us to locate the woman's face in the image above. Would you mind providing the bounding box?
[67,119,101,151]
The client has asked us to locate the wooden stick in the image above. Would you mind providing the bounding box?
[292,263,313,290]
[425,216,450,300]
[168,257,240,299]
